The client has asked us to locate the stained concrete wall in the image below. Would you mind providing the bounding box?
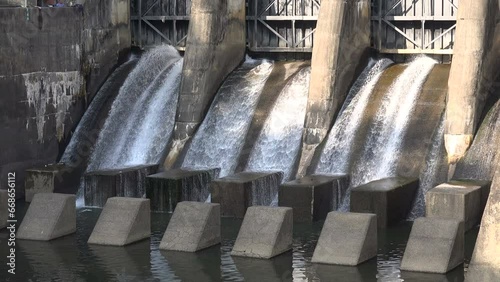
[297,0,371,176]
[445,0,500,163]
[466,159,500,281]
[164,0,246,167]
[0,2,130,197]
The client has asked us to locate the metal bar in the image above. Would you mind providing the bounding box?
[143,19,173,44]
[248,47,313,52]
[312,0,320,9]
[447,0,458,10]
[138,0,142,48]
[378,0,382,51]
[253,0,258,48]
[278,0,293,16]
[176,34,188,46]
[131,15,190,20]
[424,24,456,48]
[292,19,296,49]
[379,48,453,54]
[382,18,421,48]
[384,0,404,17]
[246,15,318,20]
[143,0,160,16]
[258,0,278,17]
[370,16,456,21]
[294,28,316,47]
[258,19,293,46]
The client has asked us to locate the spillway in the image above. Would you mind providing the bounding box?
[181,59,274,177]
[245,67,311,181]
[87,45,183,172]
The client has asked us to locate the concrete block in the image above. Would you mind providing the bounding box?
[350,177,419,228]
[279,174,349,222]
[160,201,220,252]
[1,190,8,229]
[312,212,377,266]
[17,193,76,241]
[401,217,464,273]
[25,163,79,202]
[426,180,491,231]
[88,197,151,246]
[211,172,283,218]
[146,168,220,212]
[84,165,157,207]
[231,206,293,259]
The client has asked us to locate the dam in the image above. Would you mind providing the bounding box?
[0,0,498,281]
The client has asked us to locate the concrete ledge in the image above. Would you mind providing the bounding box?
[401,217,464,273]
[1,190,8,229]
[426,180,491,231]
[160,201,221,252]
[211,172,283,218]
[84,165,157,207]
[17,193,76,241]
[350,177,419,228]
[146,168,220,212]
[25,163,79,202]
[279,174,349,222]
[231,206,293,259]
[312,212,377,266]
[88,197,151,246]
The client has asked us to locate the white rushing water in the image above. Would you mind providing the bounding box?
[338,56,437,211]
[87,45,182,171]
[181,59,274,177]
[315,58,393,174]
[245,67,311,181]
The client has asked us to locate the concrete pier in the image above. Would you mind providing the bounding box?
[145,168,220,212]
[88,197,151,246]
[17,193,76,241]
[160,202,220,252]
[231,206,293,259]
[279,174,349,222]
[466,162,500,281]
[401,218,464,274]
[426,180,491,231]
[312,212,377,266]
[444,0,500,163]
[211,172,283,218]
[84,165,157,207]
[164,0,246,167]
[298,0,371,175]
[0,190,8,229]
[350,177,419,228]
[24,164,79,202]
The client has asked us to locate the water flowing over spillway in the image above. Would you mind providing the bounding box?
[315,58,393,175]
[181,59,274,177]
[245,67,311,181]
[87,45,182,171]
[454,99,500,181]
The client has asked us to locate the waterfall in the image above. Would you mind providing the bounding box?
[87,45,182,171]
[315,58,393,174]
[245,67,311,181]
[181,59,274,177]
[336,56,437,211]
[59,56,138,166]
[454,99,500,181]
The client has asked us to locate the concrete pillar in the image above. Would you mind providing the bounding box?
[164,0,246,168]
[297,0,371,176]
[466,160,500,281]
[445,0,500,163]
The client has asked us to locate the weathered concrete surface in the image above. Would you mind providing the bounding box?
[350,177,419,228]
[145,168,220,212]
[0,3,130,197]
[24,163,80,202]
[84,165,157,207]
[0,0,35,6]
[17,193,76,241]
[445,0,500,163]
[88,197,151,246]
[279,174,349,222]
[0,190,7,229]
[466,161,500,281]
[426,180,491,231]
[231,206,293,259]
[211,172,283,218]
[401,217,464,274]
[312,212,377,266]
[160,202,220,252]
[297,0,371,176]
[164,0,246,168]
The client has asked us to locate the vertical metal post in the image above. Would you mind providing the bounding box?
[421,0,425,51]
[253,0,258,49]
[378,0,382,51]
[138,0,143,49]
[173,0,177,47]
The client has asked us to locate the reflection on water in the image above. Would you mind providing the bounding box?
[0,202,477,281]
